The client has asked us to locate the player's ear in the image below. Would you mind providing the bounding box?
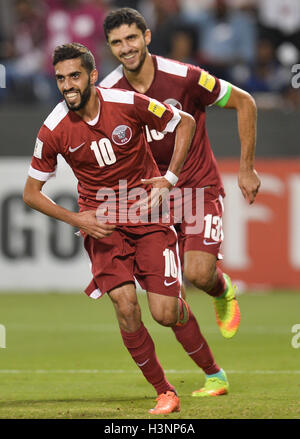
[90,69,98,85]
[144,28,151,46]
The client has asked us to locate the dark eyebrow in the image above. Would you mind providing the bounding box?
[56,71,81,79]
[110,33,138,45]
[110,38,121,45]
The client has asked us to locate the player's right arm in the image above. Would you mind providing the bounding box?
[24,125,115,239]
[23,176,115,239]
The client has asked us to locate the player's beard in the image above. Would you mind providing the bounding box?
[64,79,91,111]
[122,45,147,73]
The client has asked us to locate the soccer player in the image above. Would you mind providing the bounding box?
[100,7,261,397]
[23,42,205,415]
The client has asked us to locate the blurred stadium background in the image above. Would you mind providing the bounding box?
[0,0,299,291]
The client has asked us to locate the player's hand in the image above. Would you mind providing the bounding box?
[238,168,261,204]
[74,210,116,239]
[141,176,173,191]
[140,176,172,212]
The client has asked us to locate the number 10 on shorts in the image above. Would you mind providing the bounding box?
[163,249,178,278]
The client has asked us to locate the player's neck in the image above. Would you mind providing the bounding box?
[124,52,154,94]
[75,87,99,123]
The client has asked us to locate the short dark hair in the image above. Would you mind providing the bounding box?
[103,7,148,41]
[52,43,96,74]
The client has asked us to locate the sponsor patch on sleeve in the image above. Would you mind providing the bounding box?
[34,138,43,159]
[198,71,216,92]
[148,99,166,118]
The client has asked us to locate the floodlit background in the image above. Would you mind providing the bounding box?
[0,0,299,291]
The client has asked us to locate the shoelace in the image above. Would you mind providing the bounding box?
[205,377,225,388]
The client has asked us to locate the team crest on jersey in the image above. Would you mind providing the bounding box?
[164,98,182,110]
[112,125,132,145]
[148,99,166,118]
[198,71,216,92]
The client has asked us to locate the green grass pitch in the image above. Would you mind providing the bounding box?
[0,290,300,419]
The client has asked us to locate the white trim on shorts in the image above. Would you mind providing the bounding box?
[170,225,183,298]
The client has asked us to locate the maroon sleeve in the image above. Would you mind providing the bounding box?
[29,125,59,181]
[187,65,222,108]
[133,92,181,134]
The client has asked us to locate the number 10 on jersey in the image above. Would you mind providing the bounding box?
[90,139,117,167]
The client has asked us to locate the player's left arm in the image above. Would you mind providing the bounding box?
[142,110,196,190]
[222,85,261,204]
[141,109,195,211]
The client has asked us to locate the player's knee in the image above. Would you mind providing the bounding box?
[118,299,139,319]
[113,295,140,326]
[184,264,214,291]
[152,308,177,327]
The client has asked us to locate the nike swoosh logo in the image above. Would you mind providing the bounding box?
[164,279,177,287]
[203,239,219,245]
[68,142,85,153]
[136,359,149,367]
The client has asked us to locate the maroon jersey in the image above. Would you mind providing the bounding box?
[29,87,181,223]
[100,55,229,196]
